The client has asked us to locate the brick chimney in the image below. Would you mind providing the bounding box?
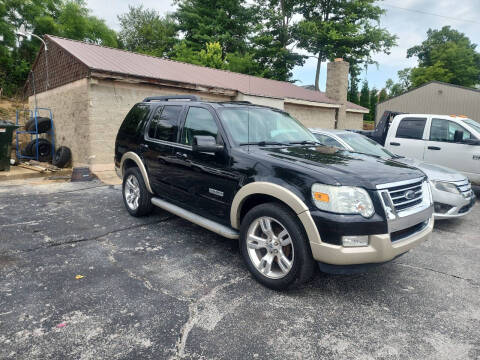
[326,58,349,129]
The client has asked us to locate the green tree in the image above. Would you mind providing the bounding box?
[294,0,397,90]
[359,80,370,120]
[118,5,177,57]
[174,0,255,55]
[378,88,387,103]
[369,87,377,122]
[0,0,117,96]
[348,75,360,104]
[251,0,305,81]
[407,26,480,88]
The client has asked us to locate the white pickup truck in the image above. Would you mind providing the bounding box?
[355,112,480,185]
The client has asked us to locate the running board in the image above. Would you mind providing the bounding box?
[151,197,239,239]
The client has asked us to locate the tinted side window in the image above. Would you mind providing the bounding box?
[120,104,150,134]
[148,105,183,142]
[314,133,344,148]
[430,119,472,142]
[395,117,426,140]
[181,107,218,145]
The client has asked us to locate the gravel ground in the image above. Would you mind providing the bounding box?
[0,180,479,359]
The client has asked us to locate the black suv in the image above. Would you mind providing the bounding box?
[115,95,434,290]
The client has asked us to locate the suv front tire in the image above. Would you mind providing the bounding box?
[239,203,316,290]
[122,167,154,217]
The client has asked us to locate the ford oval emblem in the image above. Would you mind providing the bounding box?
[404,190,416,200]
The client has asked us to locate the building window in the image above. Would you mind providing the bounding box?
[396,117,427,140]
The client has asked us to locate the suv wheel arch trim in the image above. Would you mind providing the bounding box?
[230,182,322,245]
[120,152,153,194]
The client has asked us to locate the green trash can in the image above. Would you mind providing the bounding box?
[0,120,20,171]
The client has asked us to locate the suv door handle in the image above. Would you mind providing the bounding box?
[428,146,441,150]
[176,152,188,159]
[139,143,149,152]
[390,142,400,146]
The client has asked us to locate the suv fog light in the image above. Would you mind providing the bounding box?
[342,235,369,247]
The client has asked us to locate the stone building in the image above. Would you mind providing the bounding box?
[25,35,367,171]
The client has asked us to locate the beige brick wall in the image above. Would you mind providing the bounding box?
[88,79,232,167]
[28,78,90,165]
[284,103,336,129]
[344,112,364,130]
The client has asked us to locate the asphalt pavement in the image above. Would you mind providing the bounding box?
[0,180,479,359]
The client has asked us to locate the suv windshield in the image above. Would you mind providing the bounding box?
[337,132,396,158]
[219,107,318,145]
[462,118,480,134]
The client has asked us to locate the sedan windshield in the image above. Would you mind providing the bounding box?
[337,132,396,158]
[462,118,480,133]
[219,108,318,145]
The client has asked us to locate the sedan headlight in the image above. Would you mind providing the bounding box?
[431,181,460,195]
[311,183,375,218]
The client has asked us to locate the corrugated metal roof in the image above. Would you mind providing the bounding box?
[45,35,366,111]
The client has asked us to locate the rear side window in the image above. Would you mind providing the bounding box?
[120,104,150,134]
[395,117,426,140]
[148,105,183,142]
[430,119,472,142]
[181,107,218,145]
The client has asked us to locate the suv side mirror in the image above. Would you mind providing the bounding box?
[192,135,223,153]
[454,130,464,142]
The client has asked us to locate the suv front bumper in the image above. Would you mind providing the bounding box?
[309,215,433,265]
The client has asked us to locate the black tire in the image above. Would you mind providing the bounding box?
[239,202,316,290]
[122,167,154,217]
[30,138,53,162]
[22,141,35,156]
[52,146,71,168]
[25,117,52,133]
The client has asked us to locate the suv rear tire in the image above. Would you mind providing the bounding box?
[239,203,316,290]
[122,167,154,217]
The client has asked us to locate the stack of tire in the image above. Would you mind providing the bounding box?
[21,117,71,168]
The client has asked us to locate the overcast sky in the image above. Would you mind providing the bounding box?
[86,0,480,91]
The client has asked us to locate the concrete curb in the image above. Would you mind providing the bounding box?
[0,167,73,181]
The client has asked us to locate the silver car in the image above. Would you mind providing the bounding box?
[310,129,476,219]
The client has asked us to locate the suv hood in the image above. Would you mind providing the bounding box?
[394,156,466,182]
[255,146,425,189]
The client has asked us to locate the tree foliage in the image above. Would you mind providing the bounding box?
[407,26,480,88]
[251,0,305,81]
[174,0,255,55]
[0,0,117,96]
[294,0,396,90]
[369,87,377,122]
[383,26,480,94]
[118,5,177,57]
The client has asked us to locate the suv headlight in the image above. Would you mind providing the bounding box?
[431,180,460,195]
[311,183,375,218]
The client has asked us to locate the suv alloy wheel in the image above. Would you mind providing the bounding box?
[122,167,154,217]
[240,203,315,290]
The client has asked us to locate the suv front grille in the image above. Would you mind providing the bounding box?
[386,180,423,212]
[453,179,474,198]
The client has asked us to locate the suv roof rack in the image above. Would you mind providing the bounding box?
[143,95,200,102]
[220,101,252,105]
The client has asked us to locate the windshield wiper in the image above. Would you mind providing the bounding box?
[239,141,289,146]
[288,140,321,145]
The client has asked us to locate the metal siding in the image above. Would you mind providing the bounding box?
[376,83,480,122]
